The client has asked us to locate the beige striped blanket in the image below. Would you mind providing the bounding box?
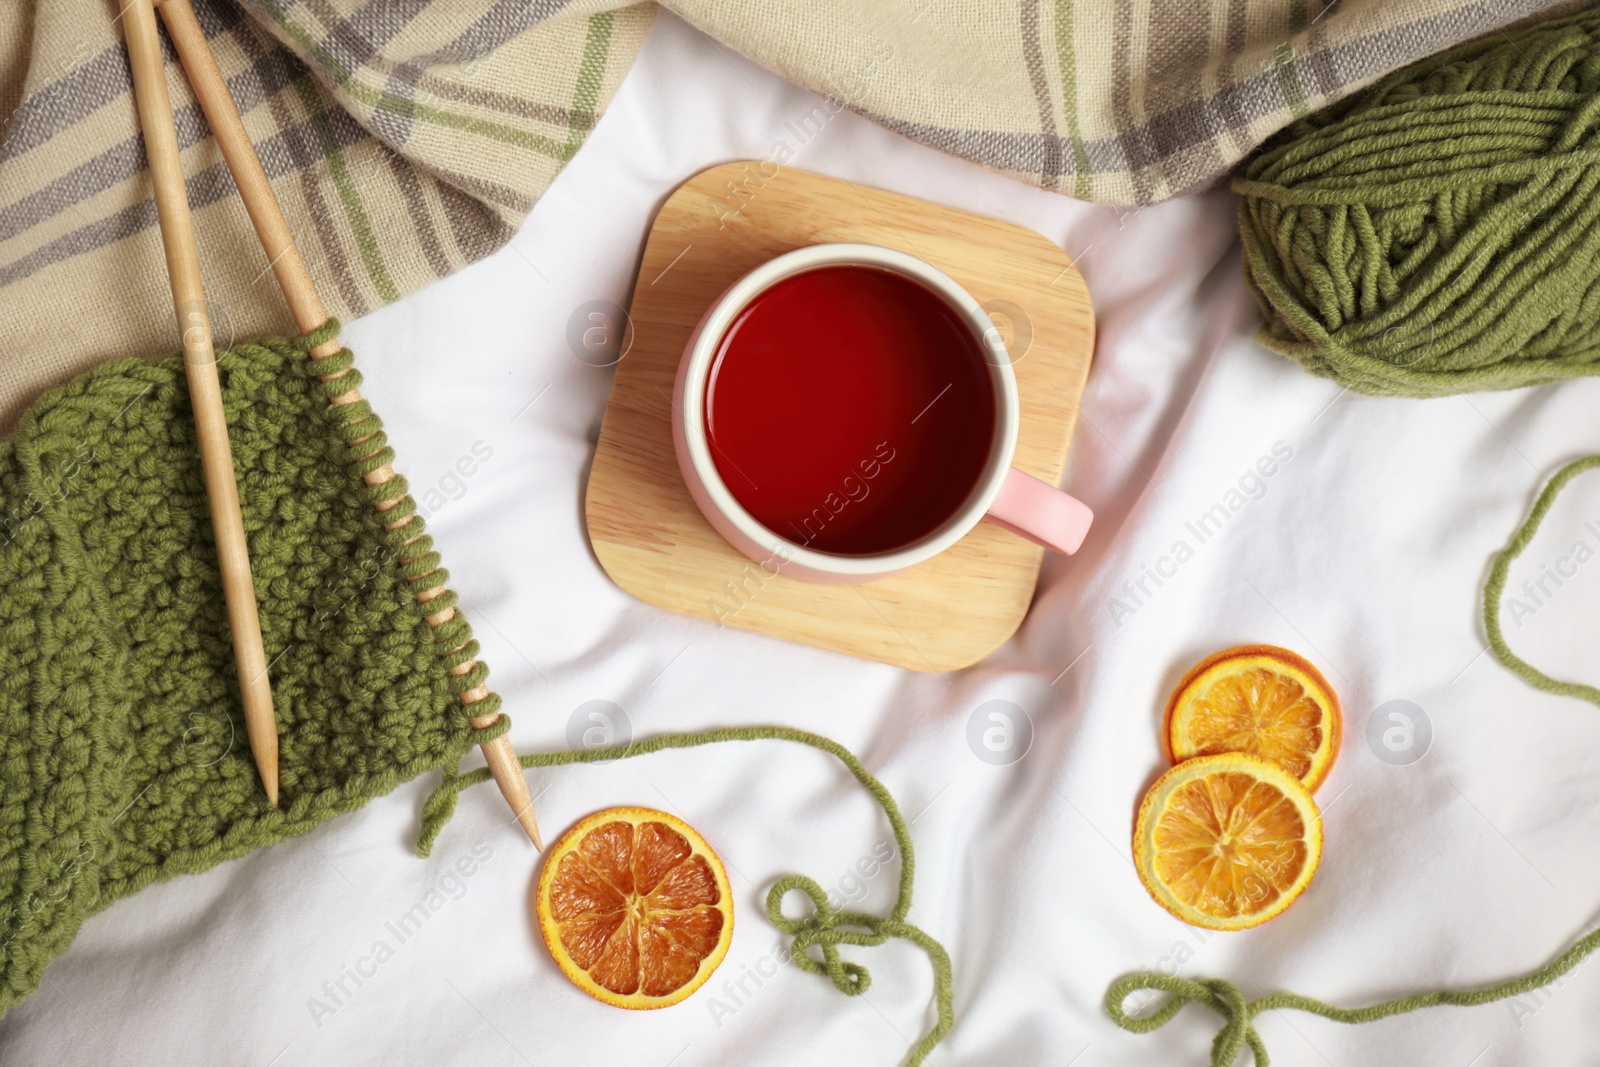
[0,0,1583,430]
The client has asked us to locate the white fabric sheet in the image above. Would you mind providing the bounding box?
[6,13,1600,1066]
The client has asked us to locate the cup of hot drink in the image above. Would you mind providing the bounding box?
[671,242,1092,583]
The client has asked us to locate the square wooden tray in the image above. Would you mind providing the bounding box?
[583,162,1094,672]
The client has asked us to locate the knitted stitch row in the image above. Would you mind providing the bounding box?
[9,334,1599,1061]
[0,330,491,1017]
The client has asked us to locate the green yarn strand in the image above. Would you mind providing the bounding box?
[419,432,1600,1067]
[430,717,1600,1066]
[431,709,1600,1065]
[1483,454,1600,707]
[1106,922,1600,1066]
[424,726,954,1066]
[1103,454,1600,1064]
[1236,9,1600,397]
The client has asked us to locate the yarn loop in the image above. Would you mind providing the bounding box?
[1108,974,1268,1065]
[1104,452,1600,1064]
[436,716,1600,1066]
[1107,918,1600,1066]
[768,877,875,995]
[1236,9,1600,396]
[428,725,955,1066]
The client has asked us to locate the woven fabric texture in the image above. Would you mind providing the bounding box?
[0,332,483,1018]
[0,0,1588,429]
[0,0,654,431]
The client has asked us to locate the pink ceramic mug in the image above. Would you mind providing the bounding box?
[672,243,1093,583]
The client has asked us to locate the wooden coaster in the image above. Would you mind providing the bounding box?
[583,162,1094,672]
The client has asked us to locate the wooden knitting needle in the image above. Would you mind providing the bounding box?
[155,0,543,848]
[120,0,280,805]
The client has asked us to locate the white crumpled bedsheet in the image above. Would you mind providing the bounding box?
[5,13,1600,1067]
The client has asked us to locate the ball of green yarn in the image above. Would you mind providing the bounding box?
[1234,8,1600,398]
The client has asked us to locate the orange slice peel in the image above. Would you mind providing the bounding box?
[1133,752,1323,931]
[537,806,734,1009]
[1162,644,1341,792]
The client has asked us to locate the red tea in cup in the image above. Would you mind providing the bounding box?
[703,265,996,555]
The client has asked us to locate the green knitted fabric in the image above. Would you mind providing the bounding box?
[0,327,491,1018]
[1235,6,1600,397]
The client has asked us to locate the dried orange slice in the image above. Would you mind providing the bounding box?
[1133,753,1322,930]
[537,807,734,1009]
[1162,644,1341,792]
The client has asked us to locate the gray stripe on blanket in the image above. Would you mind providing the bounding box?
[861,0,1569,196]
[0,48,303,245]
[0,108,369,288]
[0,3,250,164]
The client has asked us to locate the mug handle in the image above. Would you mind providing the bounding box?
[984,468,1094,555]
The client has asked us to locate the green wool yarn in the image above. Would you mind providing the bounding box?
[433,723,1600,1067]
[1235,7,1600,397]
[1105,925,1600,1067]
[5,337,1596,1058]
[1484,454,1600,706]
[0,328,493,1018]
[425,725,955,1067]
[1097,456,1600,1065]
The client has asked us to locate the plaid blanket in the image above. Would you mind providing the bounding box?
[0,0,1584,430]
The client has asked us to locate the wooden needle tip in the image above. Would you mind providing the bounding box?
[480,731,541,849]
[518,807,544,852]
